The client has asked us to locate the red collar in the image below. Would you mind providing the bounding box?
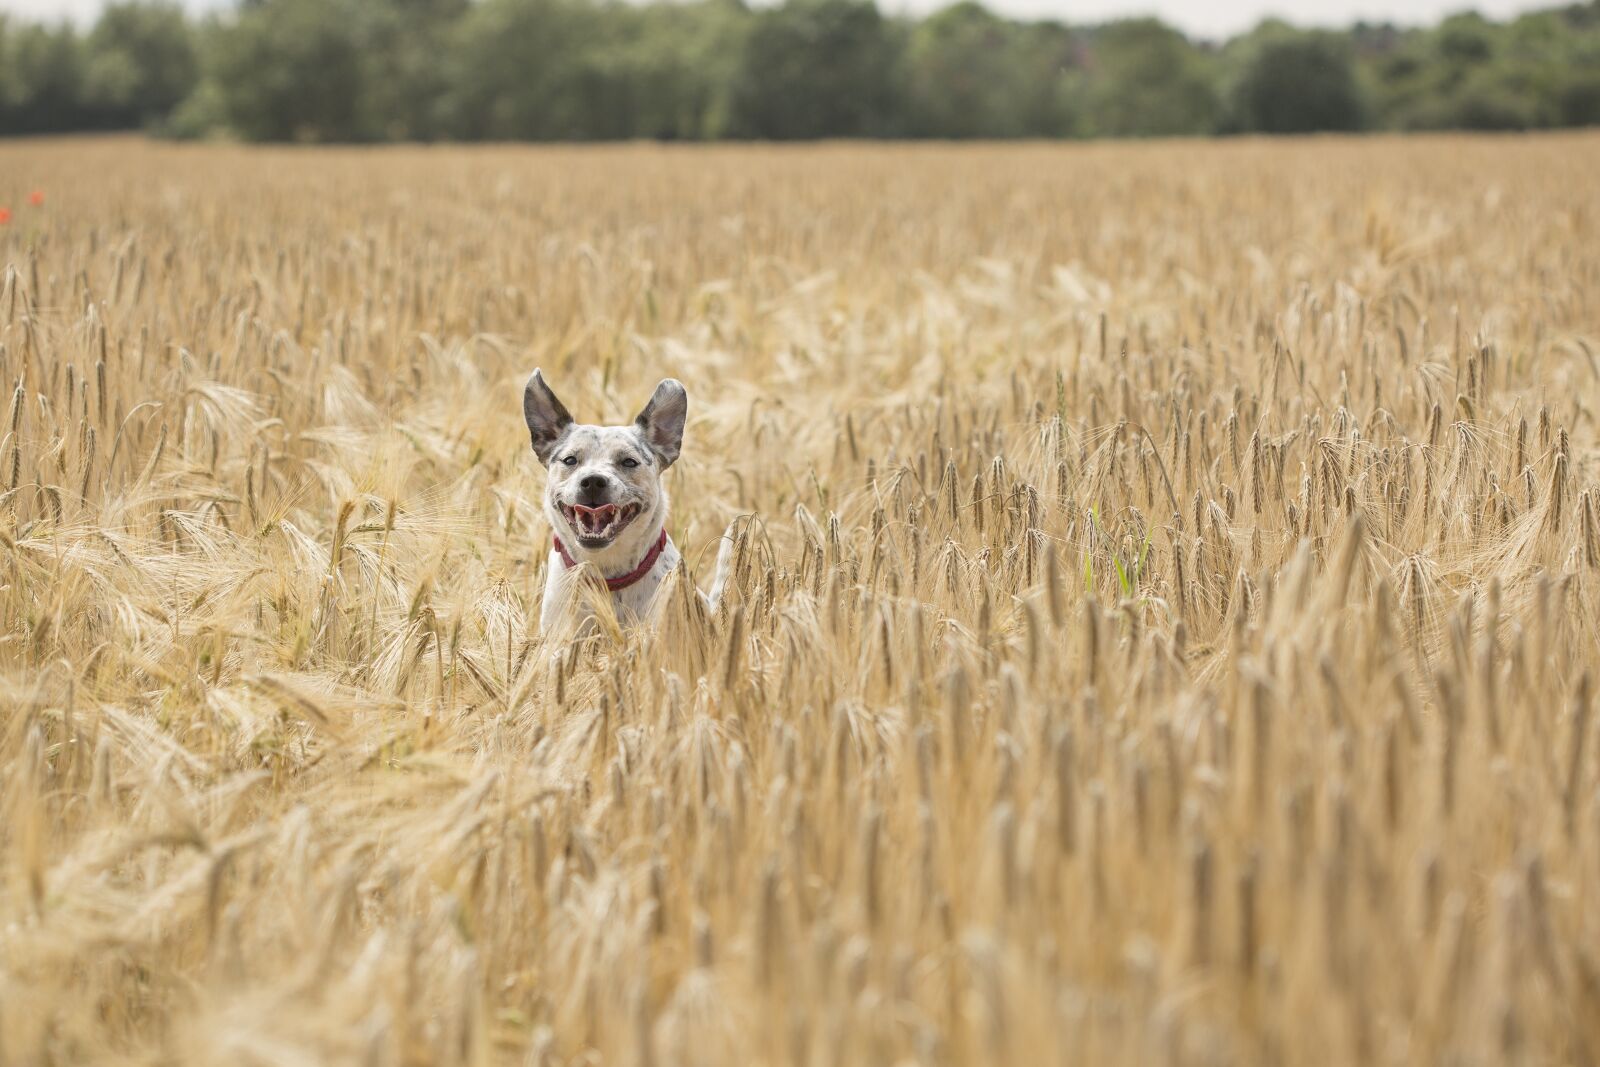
[552,528,669,592]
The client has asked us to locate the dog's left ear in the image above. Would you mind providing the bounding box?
[634,378,688,468]
[523,369,574,466]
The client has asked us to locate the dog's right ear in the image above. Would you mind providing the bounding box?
[522,370,574,466]
[634,378,688,469]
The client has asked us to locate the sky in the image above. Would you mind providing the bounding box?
[0,0,1560,40]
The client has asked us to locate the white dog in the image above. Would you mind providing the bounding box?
[523,370,731,632]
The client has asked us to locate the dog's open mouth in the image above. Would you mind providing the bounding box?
[561,501,642,546]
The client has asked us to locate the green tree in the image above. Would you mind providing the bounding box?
[1082,19,1218,137]
[357,0,469,141]
[589,0,749,140]
[904,3,1019,137]
[1436,12,1495,66]
[903,3,1077,137]
[1009,21,1083,136]
[84,2,198,129]
[441,0,624,140]
[1559,73,1600,125]
[207,0,368,142]
[1379,12,1555,130]
[1228,30,1365,133]
[6,0,1600,143]
[728,0,902,139]
[0,21,89,135]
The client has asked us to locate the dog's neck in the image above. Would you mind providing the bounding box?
[553,528,668,590]
[546,495,669,581]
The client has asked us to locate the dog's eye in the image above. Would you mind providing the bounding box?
[561,455,578,466]
[620,457,640,469]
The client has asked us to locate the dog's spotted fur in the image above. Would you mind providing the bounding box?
[524,370,731,632]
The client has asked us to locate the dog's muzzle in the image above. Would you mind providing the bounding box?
[560,501,643,546]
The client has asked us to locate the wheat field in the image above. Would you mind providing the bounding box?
[2,133,1598,1066]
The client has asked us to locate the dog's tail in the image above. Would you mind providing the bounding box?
[706,517,741,612]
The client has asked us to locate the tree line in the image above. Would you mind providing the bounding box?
[3,0,1599,142]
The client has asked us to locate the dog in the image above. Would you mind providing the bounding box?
[523,370,732,633]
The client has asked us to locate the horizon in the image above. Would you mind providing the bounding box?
[0,0,1564,41]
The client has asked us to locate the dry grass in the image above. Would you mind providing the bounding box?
[2,132,1599,1066]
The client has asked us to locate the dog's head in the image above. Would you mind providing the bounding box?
[522,370,686,554]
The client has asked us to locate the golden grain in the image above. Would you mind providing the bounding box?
[0,133,1597,1065]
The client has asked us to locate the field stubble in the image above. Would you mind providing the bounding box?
[1,134,1599,1065]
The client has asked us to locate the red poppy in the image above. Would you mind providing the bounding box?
[28,191,44,207]
[0,208,11,225]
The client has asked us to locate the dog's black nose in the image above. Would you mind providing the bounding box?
[578,474,609,499]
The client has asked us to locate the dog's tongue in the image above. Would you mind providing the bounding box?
[575,504,616,534]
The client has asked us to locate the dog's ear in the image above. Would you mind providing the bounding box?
[634,378,688,469]
[523,370,574,466]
